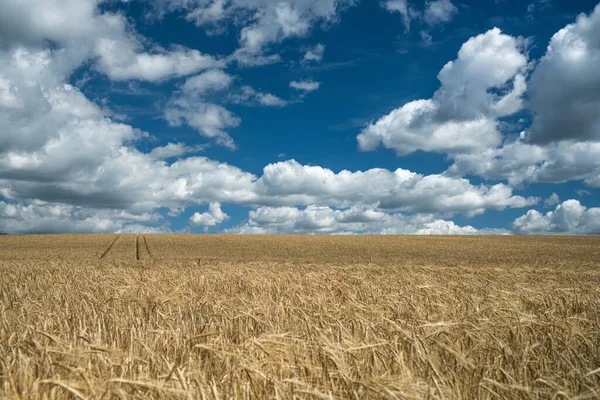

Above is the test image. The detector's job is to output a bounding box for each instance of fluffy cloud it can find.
[254,160,538,214]
[228,204,505,235]
[303,43,325,63]
[156,0,353,65]
[149,143,205,159]
[165,69,238,148]
[0,201,163,234]
[0,0,221,82]
[235,0,353,64]
[0,45,534,223]
[424,0,458,26]
[228,86,287,107]
[544,193,560,207]
[184,0,228,28]
[528,4,600,144]
[358,28,528,156]
[513,200,600,235]
[165,103,240,149]
[94,43,223,82]
[0,49,257,213]
[189,202,229,227]
[165,70,287,147]
[444,6,600,189]
[383,0,456,33]
[0,1,558,235]
[181,69,234,93]
[290,80,321,92]
[446,136,600,188]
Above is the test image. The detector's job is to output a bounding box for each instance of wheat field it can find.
[1,235,599,399]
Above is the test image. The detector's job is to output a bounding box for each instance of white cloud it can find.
[149,143,205,159]
[254,160,538,214]
[255,92,288,107]
[0,44,534,221]
[181,69,234,94]
[229,86,287,107]
[0,51,258,214]
[0,201,163,234]
[185,0,228,28]
[513,200,600,235]
[290,80,321,92]
[528,4,600,144]
[165,103,240,149]
[383,0,456,32]
[189,202,229,226]
[235,0,353,60]
[0,2,552,234]
[94,43,224,82]
[227,204,506,235]
[303,43,325,63]
[159,0,353,65]
[165,69,239,148]
[544,193,560,207]
[444,7,600,189]
[358,28,528,156]
[446,138,600,188]
[165,70,287,147]
[0,0,222,82]
[229,52,282,67]
[382,0,414,33]
[0,0,109,47]
[358,102,501,155]
[424,0,458,26]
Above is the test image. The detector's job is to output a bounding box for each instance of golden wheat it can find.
[1,235,599,399]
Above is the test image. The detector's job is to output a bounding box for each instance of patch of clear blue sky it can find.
[78,0,599,233]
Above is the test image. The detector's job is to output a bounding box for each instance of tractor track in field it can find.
[99,235,121,259]
[142,235,154,259]
[135,235,140,261]
[134,235,153,261]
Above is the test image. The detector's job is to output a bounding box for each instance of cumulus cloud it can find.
[303,43,325,63]
[0,0,554,234]
[234,0,353,64]
[0,201,163,234]
[165,69,239,148]
[513,200,600,235]
[165,70,287,147]
[0,0,222,82]
[0,49,257,214]
[443,6,600,189]
[229,86,288,107]
[156,0,353,65]
[446,134,600,188]
[254,160,538,214]
[544,193,560,207]
[227,204,507,235]
[528,4,600,144]
[290,80,321,92]
[95,44,223,82]
[184,0,228,29]
[0,46,533,224]
[165,105,239,149]
[189,202,229,227]
[424,0,458,26]
[358,28,528,156]
[149,143,205,159]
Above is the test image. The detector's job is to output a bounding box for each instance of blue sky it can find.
[0,0,599,234]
